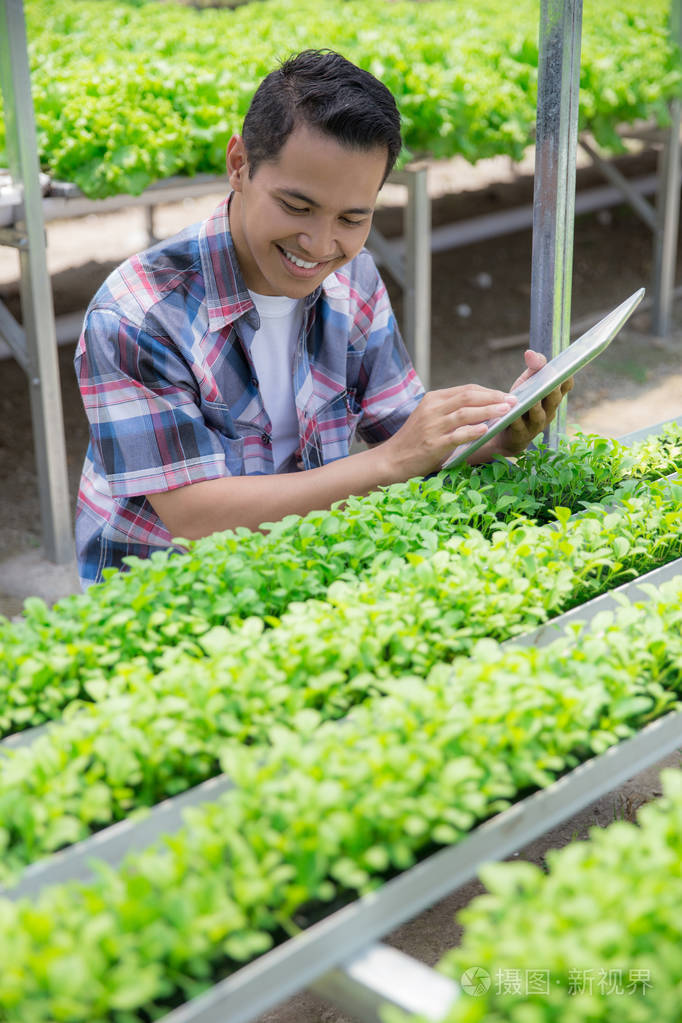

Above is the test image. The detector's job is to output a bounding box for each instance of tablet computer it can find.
[441,287,645,469]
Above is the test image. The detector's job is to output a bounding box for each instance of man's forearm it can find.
[147,443,397,540]
[147,375,571,541]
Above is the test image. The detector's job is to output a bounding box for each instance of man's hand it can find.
[149,382,520,539]
[471,349,574,462]
[148,354,574,542]
[382,383,519,480]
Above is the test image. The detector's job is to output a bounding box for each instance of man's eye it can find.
[280,200,307,214]
[341,217,367,227]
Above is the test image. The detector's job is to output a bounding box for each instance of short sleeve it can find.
[353,271,425,444]
[75,308,236,498]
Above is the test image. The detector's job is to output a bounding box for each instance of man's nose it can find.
[297,219,336,259]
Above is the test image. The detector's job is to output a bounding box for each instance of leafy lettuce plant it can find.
[386,766,682,1023]
[0,428,679,737]
[0,578,681,1018]
[3,0,680,196]
[0,484,680,880]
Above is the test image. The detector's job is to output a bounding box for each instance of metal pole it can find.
[367,166,431,388]
[529,0,583,444]
[651,0,682,338]
[403,164,431,390]
[0,0,74,563]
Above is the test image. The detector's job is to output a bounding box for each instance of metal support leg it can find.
[651,113,681,337]
[529,0,583,445]
[368,166,432,389]
[403,165,431,389]
[145,204,157,246]
[652,0,682,338]
[0,0,74,563]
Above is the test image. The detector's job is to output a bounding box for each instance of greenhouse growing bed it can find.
[0,417,680,1021]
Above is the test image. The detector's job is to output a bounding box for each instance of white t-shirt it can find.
[248,290,304,471]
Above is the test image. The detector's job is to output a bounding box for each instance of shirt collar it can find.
[198,194,326,332]
[198,195,255,333]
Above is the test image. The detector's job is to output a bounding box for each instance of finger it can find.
[542,378,574,418]
[505,414,538,450]
[523,401,547,433]
[524,349,546,372]
[510,349,548,391]
[449,422,491,446]
[439,424,493,468]
[510,369,531,391]
[437,384,517,412]
[541,387,564,417]
[446,400,517,432]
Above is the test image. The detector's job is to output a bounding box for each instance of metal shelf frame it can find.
[529,0,582,445]
[0,0,73,564]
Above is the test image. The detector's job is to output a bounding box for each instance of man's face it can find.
[226,123,388,297]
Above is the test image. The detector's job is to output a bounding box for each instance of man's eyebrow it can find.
[278,188,372,216]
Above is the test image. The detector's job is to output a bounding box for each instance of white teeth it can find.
[283,249,319,269]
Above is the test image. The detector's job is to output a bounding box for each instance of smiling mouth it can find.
[282,248,320,269]
[277,246,335,273]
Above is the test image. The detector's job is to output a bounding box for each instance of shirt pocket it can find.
[201,398,273,475]
[342,387,364,440]
[200,398,246,475]
[315,387,364,459]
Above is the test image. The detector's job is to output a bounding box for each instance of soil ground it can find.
[0,147,681,1020]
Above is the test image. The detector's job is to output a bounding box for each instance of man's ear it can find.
[226,134,248,191]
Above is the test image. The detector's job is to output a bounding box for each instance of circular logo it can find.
[461,966,491,996]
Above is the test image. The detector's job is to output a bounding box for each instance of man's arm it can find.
[148,383,518,538]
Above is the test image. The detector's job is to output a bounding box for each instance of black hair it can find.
[241,49,402,185]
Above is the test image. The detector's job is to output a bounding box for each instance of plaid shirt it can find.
[75,197,424,587]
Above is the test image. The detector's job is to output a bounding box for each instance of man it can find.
[75,49,570,587]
